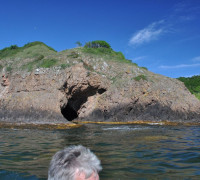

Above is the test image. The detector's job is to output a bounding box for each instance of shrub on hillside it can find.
[0,45,20,58]
[141,67,148,71]
[39,59,58,68]
[36,54,44,61]
[67,51,79,58]
[83,40,129,62]
[76,41,82,47]
[84,40,111,49]
[133,75,147,81]
[115,51,125,59]
[6,66,12,72]
[10,45,19,49]
[60,63,70,69]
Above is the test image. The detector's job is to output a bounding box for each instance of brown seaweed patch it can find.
[0,122,81,130]
[73,120,200,126]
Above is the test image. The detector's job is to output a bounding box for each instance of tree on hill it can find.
[178,76,200,93]
[75,41,82,47]
[84,40,111,49]
[178,75,200,100]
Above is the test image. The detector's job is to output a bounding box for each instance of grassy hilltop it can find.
[0,41,133,71]
[0,40,148,80]
[0,41,58,72]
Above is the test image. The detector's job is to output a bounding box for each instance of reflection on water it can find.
[0,124,200,179]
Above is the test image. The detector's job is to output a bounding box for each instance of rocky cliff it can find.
[0,42,200,125]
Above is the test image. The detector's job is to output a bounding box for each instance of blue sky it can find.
[1,0,200,78]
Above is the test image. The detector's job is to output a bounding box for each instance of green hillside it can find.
[0,41,137,73]
[0,41,56,59]
[178,75,200,100]
[0,42,58,72]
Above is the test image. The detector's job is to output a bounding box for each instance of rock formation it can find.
[0,43,200,125]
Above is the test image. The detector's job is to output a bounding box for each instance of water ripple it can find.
[0,125,200,179]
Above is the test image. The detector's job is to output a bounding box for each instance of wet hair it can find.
[48,145,102,180]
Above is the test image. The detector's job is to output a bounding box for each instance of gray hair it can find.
[48,145,102,180]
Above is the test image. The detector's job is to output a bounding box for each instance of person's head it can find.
[48,145,102,180]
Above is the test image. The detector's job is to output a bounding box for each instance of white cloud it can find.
[129,21,165,46]
[192,56,200,62]
[159,63,200,69]
[129,1,200,47]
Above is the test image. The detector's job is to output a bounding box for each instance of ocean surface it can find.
[0,124,200,180]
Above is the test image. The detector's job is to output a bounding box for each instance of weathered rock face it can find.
[0,62,200,124]
[0,64,108,123]
[0,68,67,124]
[59,64,108,121]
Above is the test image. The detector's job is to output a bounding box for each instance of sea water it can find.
[0,124,200,179]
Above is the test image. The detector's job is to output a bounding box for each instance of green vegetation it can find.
[21,55,58,71]
[60,63,70,69]
[133,75,147,81]
[141,67,148,71]
[82,46,132,64]
[21,60,38,72]
[81,40,135,65]
[67,51,79,58]
[0,41,56,59]
[36,54,44,61]
[178,75,200,100]
[21,54,44,71]
[39,59,58,68]
[132,63,138,67]
[84,40,111,49]
[0,45,20,59]
[6,66,12,73]
[23,42,57,52]
[84,47,127,62]
[76,41,82,47]
[0,40,138,73]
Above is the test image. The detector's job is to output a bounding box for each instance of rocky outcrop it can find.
[0,64,108,124]
[0,62,200,125]
[59,64,107,121]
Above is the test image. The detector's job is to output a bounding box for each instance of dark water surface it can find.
[0,124,200,180]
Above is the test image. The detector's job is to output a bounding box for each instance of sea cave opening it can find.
[61,102,78,121]
[61,87,106,121]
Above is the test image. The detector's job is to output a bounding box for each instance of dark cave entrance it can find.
[61,88,106,121]
[61,102,78,121]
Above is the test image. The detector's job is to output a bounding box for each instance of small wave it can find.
[102,126,150,131]
[148,122,164,125]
